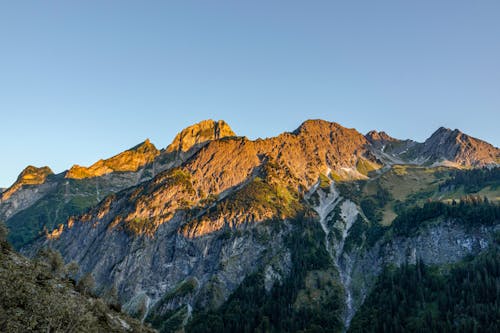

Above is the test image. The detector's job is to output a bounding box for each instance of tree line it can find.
[349,247,500,333]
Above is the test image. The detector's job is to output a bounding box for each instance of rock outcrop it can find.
[166,119,236,153]
[66,139,160,179]
[0,235,155,332]
[0,166,57,222]
[1,166,53,201]
[4,118,500,331]
[417,127,499,167]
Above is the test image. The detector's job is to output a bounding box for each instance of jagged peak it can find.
[293,119,346,134]
[18,165,53,179]
[1,165,53,200]
[429,126,463,139]
[66,140,160,179]
[129,138,157,152]
[365,130,399,143]
[421,127,499,167]
[166,119,236,153]
[425,127,489,147]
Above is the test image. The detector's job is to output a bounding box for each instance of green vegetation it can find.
[7,191,97,248]
[168,169,195,193]
[146,277,198,331]
[349,248,500,333]
[342,213,389,253]
[186,215,344,333]
[205,175,302,222]
[154,306,189,333]
[6,179,107,249]
[439,167,500,194]
[0,238,154,332]
[392,197,499,237]
[360,183,393,223]
[0,220,8,247]
[356,158,379,176]
[361,165,448,225]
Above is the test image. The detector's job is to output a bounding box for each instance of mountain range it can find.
[1,119,499,332]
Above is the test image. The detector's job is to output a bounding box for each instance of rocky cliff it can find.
[0,228,155,332]
[166,119,236,153]
[5,119,500,332]
[417,127,500,167]
[0,166,56,221]
[66,139,160,179]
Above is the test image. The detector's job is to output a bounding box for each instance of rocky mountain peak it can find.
[66,139,160,179]
[292,119,345,135]
[365,130,398,144]
[129,138,157,153]
[421,127,499,167]
[1,166,53,200]
[166,119,236,153]
[427,127,463,143]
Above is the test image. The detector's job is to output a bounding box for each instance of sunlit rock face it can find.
[0,166,57,221]
[0,121,236,249]
[166,119,236,153]
[26,120,385,321]
[1,165,53,201]
[10,118,500,331]
[51,120,379,239]
[66,139,160,179]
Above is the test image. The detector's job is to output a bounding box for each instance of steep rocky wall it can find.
[338,219,498,330]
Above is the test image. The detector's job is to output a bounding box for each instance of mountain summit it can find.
[417,127,499,167]
[166,119,236,153]
[1,166,53,200]
[3,118,500,332]
[66,139,160,179]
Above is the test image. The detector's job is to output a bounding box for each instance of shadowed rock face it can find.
[0,239,155,333]
[25,120,384,325]
[365,127,500,167]
[66,139,160,179]
[55,120,377,239]
[365,130,401,148]
[418,127,500,167]
[166,119,236,153]
[6,118,500,331]
[0,121,235,249]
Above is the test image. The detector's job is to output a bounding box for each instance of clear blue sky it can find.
[1,1,499,187]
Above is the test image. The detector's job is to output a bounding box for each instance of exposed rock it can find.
[54,120,378,241]
[5,118,500,331]
[366,127,500,167]
[66,139,160,179]
[166,120,236,153]
[417,127,500,167]
[0,166,57,221]
[340,220,498,329]
[1,166,53,201]
[0,240,155,332]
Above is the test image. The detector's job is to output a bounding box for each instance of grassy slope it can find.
[361,165,500,226]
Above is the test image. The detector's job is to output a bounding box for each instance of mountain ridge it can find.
[4,119,499,192]
[4,118,499,332]
[2,119,499,245]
